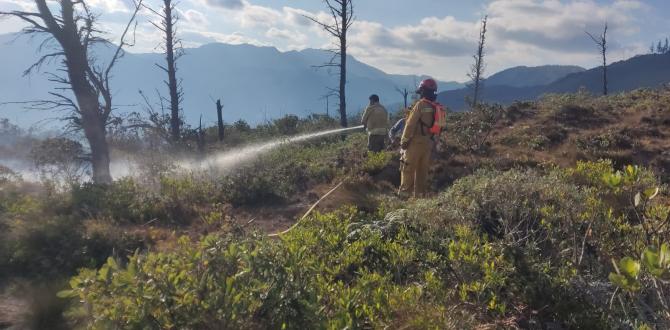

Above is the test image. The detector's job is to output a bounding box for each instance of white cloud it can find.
[181,9,209,28]
[186,30,267,46]
[2,0,651,82]
[0,0,34,11]
[487,0,644,53]
[86,0,129,13]
[202,0,244,10]
[344,0,648,81]
[265,27,307,47]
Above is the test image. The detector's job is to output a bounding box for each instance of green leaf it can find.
[106,257,118,269]
[626,165,638,179]
[56,290,77,298]
[644,187,660,200]
[619,257,640,278]
[642,248,662,275]
[660,243,670,266]
[98,266,109,282]
[609,273,641,292]
[603,172,622,188]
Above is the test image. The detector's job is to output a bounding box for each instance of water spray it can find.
[179,125,364,172]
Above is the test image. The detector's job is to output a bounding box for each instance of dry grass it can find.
[436,88,670,183]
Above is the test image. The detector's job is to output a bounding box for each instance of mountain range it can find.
[2,31,669,127]
[439,53,670,110]
[0,33,461,128]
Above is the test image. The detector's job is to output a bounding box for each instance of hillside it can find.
[439,53,670,110]
[485,65,585,88]
[0,33,462,128]
[2,88,670,329]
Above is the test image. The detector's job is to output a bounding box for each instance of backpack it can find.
[423,99,447,135]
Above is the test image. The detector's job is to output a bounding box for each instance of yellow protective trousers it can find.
[399,140,433,197]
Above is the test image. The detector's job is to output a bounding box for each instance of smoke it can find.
[0,157,41,182]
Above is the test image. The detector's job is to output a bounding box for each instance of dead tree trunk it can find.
[146,0,183,141]
[339,11,348,128]
[586,23,608,96]
[216,99,224,142]
[395,87,409,109]
[305,0,354,128]
[2,0,142,184]
[197,115,205,153]
[468,15,488,107]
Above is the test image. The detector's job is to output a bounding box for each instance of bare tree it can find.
[467,15,488,107]
[1,0,142,184]
[196,114,205,153]
[136,89,171,143]
[145,0,184,142]
[305,0,354,128]
[394,86,409,109]
[319,90,338,117]
[215,99,224,142]
[586,23,608,96]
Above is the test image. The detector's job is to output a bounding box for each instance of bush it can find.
[30,137,88,184]
[448,103,503,152]
[48,161,670,328]
[61,205,514,328]
[362,151,393,174]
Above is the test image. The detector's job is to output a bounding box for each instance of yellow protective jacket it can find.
[361,103,389,136]
[401,99,435,146]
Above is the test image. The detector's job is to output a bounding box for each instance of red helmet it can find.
[417,78,438,92]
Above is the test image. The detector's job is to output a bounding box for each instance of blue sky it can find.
[1,0,668,81]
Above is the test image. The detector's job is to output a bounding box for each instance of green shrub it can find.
[58,161,670,328]
[362,151,393,174]
[448,103,503,152]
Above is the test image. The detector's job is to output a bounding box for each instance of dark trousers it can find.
[368,134,385,152]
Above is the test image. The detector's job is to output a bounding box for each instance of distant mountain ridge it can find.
[485,65,585,88]
[0,33,463,127]
[439,53,670,110]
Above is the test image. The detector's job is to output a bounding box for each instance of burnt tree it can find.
[1,0,142,184]
[468,15,488,107]
[306,0,354,128]
[216,99,224,142]
[395,86,409,109]
[586,23,608,96]
[197,115,205,153]
[319,90,337,117]
[145,0,183,142]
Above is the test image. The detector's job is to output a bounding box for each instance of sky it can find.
[0,0,668,82]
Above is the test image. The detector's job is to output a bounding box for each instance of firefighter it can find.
[361,94,389,152]
[398,78,439,198]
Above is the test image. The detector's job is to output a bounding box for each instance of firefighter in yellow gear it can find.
[361,94,389,152]
[399,78,439,198]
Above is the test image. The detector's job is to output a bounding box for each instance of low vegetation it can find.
[1,88,670,329]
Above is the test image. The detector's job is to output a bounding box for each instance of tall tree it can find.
[586,23,608,96]
[145,0,183,142]
[467,15,488,107]
[1,0,142,183]
[306,0,354,128]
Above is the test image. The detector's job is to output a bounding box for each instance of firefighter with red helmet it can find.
[398,78,439,198]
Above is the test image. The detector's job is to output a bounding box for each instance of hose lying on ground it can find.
[268,181,344,237]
